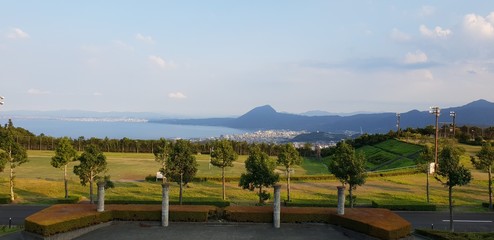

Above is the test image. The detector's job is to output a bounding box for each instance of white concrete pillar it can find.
[97,181,106,212]
[162,183,170,227]
[273,184,281,228]
[337,186,345,215]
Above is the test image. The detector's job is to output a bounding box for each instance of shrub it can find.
[56,196,81,204]
[371,201,436,211]
[144,174,157,182]
[0,197,11,204]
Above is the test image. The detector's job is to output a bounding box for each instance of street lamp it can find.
[449,111,456,137]
[0,96,4,106]
[429,107,440,171]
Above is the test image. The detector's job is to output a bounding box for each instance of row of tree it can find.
[0,120,111,203]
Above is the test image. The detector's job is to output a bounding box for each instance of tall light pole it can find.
[449,111,456,137]
[396,113,401,136]
[0,96,4,107]
[430,107,440,172]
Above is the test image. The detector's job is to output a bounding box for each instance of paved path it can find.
[73,222,377,240]
[0,205,48,225]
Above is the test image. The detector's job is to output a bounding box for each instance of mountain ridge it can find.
[150,99,494,133]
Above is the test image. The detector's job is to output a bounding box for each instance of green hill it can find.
[357,139,423,171]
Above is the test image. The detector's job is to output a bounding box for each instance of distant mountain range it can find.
[151,99,494,133]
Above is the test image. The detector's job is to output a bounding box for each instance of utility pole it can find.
[449,111,456,137]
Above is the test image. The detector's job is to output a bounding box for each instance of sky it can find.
[1,1,494,117]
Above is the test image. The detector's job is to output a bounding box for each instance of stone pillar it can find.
[97,181,106,212]
[273,184,281,228]
[162,183,170,227]
[337,186,345,215]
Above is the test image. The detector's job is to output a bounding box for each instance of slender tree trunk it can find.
[489,167,492,211]
[222,167,226,201]
[64,164,68,199]
[9,161,14,202]
[161,163,167,183]
[258,186,263,204]
[287,168,291,202]
[349,186,353,208]
[89,171,94,204]
[179,173,183,205]
[426,167,430,203]
[449,185,454,232]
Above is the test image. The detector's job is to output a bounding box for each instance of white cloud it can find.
[114,40,134,51]
[390,28,411,42]
[136,33,154,44]
[419,6,435,17]
[93,92,103,96]
[7,28,29,39]
[149,55,177,69]
[419,25,452,39]
[404,50,428,64]
[462,12,494,39]
[168,92,187,99]
[27,88,50,95]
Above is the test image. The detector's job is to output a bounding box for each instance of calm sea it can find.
[3,118,245,140]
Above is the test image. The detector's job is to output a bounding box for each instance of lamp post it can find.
[0,96,4,107]
[429,107,440,172]
[449,111,456,137]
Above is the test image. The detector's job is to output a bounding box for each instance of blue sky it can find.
[1,1,494,117]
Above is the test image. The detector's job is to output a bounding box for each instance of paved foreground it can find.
[74,222,367,240]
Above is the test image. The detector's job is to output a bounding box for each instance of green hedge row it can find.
[415,229,494,240]
[482,202,493,209]
[372,201,436,211]
[25,205,217,237]
[104,200,230,208]
[0,197,11,204]
[56,196,81,204]
[25,211,113,237]
[224,207,410,240]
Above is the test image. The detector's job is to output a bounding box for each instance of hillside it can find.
[356,139,424,171]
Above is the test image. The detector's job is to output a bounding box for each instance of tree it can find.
[153,138,169,183]
[435,143,472,232]
[73,145,108,204]
[0,123,29,201]
[164,140,197,205]
[210,139,238,200]
[51,137,78,199]
[239,146,279,204]
[471,142,494,211]
[277,143,302,202]
[327,141,367,208]
[418,144,434,203]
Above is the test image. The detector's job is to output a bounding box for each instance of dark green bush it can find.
[0,197,11,204]
[56,196,81,204]
[372,201,436,211]
[144,174,157,182]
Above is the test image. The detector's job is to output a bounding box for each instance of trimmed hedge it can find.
[482,202,492,209]
[372,201,436,211]
[104,200,230,208]
[224,206,410,240]
[0,197,11,204]
[56,196,82,204]
[25,204,218,237]
[26,204,411,240]
[415,229,494,240]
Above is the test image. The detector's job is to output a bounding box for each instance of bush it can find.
[0,197,11,204]
[56,196,81,204]
[144,174,157,182]
[372,201,436,211]
[415,229,494,240]
[25,204,218,237]
[482,202,492,208]
[104,200,230,208]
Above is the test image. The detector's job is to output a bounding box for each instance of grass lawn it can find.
[0,149,491,210]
